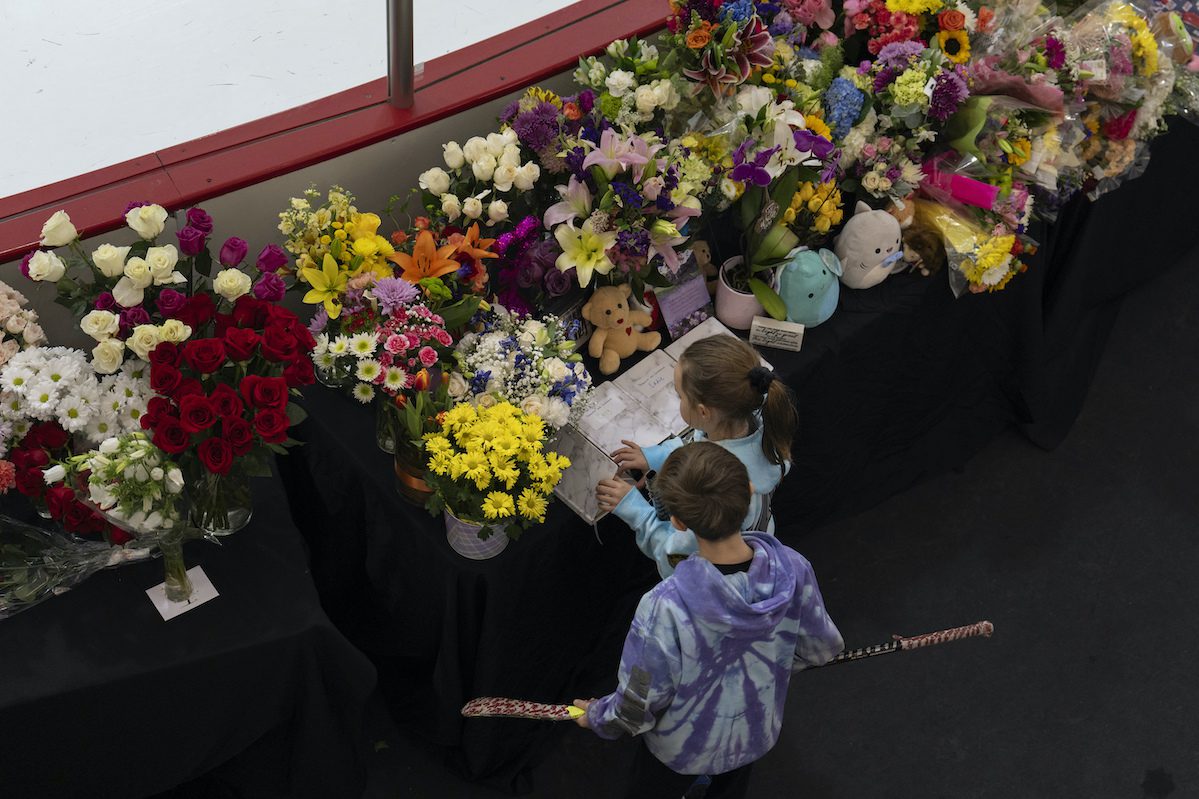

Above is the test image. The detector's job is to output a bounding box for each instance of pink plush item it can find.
[461,697,579,721]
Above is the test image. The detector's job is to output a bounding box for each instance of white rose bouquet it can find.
[447,306,591,429]
[0,281,48,369]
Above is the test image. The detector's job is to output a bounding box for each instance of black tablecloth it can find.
[0,475,377,799]
[280,121,1199,792]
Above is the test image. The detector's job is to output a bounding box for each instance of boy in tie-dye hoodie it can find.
[575,442,843,799]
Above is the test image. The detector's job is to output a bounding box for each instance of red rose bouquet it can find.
[142,294,315,534]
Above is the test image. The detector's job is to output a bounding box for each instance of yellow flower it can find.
[517,488,548,522]
[490,434,521,460]
[353,212,382,238]
[424,435,452,456]
[352,237,379,258]
[428,451,454,476]
[482,492,516,520]
[334,229,348,240]
[300,253,350,318]
[886,0,942,13]
[936,30,971,64]
[803,115,832,141]
[459,450,491,488]
[489,455,520,489]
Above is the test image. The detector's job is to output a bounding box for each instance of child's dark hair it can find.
[654,442,750,541]
[677,336,797,466]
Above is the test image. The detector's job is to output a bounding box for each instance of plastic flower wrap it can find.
[659,0,776,113]
[573,39,685,135]
[422,401,571,539]
[0,515,152,620]
[447,306,591,430]
[912,198,1032,295]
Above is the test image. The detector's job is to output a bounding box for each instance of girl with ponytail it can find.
[596,335,798,578]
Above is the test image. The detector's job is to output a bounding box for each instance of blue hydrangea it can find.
[469,370,491,395]
[824,77,865,140]
[721,0,754,22]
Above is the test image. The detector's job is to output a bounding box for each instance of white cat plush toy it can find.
[833,201,905,290]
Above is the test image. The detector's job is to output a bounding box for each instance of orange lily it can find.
[388,230,460,282]
[452,223,499,265]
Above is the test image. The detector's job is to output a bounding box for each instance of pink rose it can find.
[786,0,835,29]
[418,346,438,367]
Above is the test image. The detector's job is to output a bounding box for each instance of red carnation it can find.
[15,467,46,497]
[152,416,191,455]
[223,416,254,456]
[197,436,234,475]
[210,383,244,419]
[30,422,68,451]
[252,408,290,443]
[150,362,182,396]
[178,394,218,434]
[149,341,181,367]
[224,327,261,362]
[182,338,227,374]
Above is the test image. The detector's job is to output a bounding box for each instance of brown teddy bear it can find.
[582,283,661,375]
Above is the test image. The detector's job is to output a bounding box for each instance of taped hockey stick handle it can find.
[816,620,993,667]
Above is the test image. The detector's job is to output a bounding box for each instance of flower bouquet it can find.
[0,281,47,367]
[141,293,315,535]
[423,401,571,556]
[573,39,685,135]
[447,307,592,430]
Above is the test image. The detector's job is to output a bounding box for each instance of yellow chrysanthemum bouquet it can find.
[423,401,570,541]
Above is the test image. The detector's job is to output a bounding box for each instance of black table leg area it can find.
[0,474,377,799]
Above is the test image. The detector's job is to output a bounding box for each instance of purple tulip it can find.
[252,272,286,302]
[155,288,187,317]
[94,292,117,311]
[255,243,288,272]
[185,207,214,234]
[218,236,248,267]
[176,225,208,257]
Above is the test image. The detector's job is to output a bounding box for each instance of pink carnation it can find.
[435,329,453,347]
[385,334,408,354]
[418,346,438,367]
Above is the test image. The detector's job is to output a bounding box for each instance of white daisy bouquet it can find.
[445,307,591,430]
[0,347,151,457]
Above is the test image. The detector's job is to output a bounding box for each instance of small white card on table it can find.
[146,565,219,621]
[749,316,804,351]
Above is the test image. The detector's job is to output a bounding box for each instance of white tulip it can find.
[42,464,67,485]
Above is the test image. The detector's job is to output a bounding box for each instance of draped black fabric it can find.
[281,121,1199,793]
[0,475,377,799]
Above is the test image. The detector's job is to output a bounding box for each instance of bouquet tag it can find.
[749,316,804,351]
[146,566,219,620]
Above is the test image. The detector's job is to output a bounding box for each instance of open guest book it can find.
[551,317,770,524]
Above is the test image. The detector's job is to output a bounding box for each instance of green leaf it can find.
[129,241,150,259]
[590,165,611,197]
[285,402,308,426]
[737,186,764,233]
[194,249,213,278]
[748,277,787,321]
[438,295,480,331]
[769,168,801,212]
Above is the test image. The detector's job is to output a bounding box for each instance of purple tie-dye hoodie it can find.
[585,533,843,776]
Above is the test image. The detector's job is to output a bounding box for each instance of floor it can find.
[359,260,1199,797]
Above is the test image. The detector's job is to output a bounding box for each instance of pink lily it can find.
[543,176,593,228]
[647,218,690,274]
[582,128,650,180]
[627,136,664,183]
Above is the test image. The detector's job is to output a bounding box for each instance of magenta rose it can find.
[253,272,286,302]
[186,207,214,234]
[155,288,187,318]
[219,236,248,267]
[94,292,117,311]
[176,225,207,257]
[255,244,288,272]
[19,252,35,279]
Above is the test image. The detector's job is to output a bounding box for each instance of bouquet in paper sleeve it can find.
[0,281,48,367]
[423,401,571,540]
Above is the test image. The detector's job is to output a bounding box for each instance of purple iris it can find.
[729,140,779,187]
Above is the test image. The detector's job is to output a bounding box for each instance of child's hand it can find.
[596,478,634,512]
[611,440,649,474]
[572,699,593,728]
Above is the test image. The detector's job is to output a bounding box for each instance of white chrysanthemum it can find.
[329,336,351,355]
[352,383,375,403]
[355,359,382,383]
[26,380,59,418]
[953,3,977,32]
[382,366,409,391]
[348,333,376,357]
[56,394,93,432]
[314,352,338,370]
[313,333,329,356]
[84,417,118,446]
[0,366,33,393]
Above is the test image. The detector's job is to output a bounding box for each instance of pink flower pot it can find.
[715,256,766,330]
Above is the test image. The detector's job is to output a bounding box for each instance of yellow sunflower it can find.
[937,30,971,64]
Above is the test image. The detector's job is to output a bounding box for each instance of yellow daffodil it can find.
[301,253,350,318]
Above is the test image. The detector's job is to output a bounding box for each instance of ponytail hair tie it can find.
[748,366,775,395]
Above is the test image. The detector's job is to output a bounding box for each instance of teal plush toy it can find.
[777,247,842,327]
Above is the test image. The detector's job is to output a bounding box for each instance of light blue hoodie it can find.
[586,533,843,775]
[612,421,789,579]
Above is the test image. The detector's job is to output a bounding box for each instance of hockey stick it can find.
[460,621,994,721]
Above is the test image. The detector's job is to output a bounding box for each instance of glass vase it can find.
[375,398,398,454]
[159,529,193,603]
[189,463,253,537]
[394,443,433,506]
[315,356,354,388]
